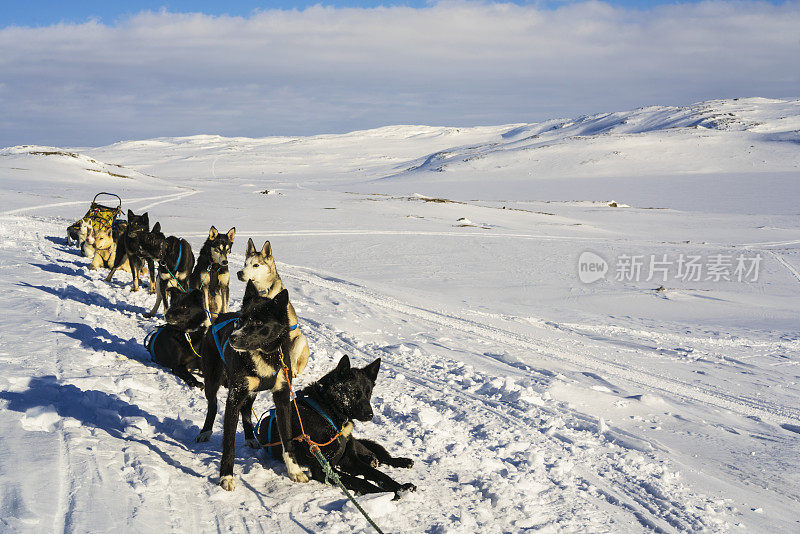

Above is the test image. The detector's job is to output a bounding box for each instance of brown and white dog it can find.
[89,221,145,277]
[237,238,309,377]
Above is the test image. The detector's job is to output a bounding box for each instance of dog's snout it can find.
[237,270,245,282]
[221,260,228,266]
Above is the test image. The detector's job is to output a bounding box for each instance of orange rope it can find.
[261,358,343,449]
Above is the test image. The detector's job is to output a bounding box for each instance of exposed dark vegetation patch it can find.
[31,150,79,158]
[29,150,103,167]
[414,196,463,204]
[498,206,556,215]
[85,168,130,179]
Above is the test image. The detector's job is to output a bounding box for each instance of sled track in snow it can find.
[298,304,719,533]
[280,264,800,428]
[764,250,800,284]
[1,190,198,217]
[4,216,739,533]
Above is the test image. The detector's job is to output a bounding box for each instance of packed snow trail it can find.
[0,215,740,532]
[279,264,800,426]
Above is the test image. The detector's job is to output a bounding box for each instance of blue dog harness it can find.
[144,327,163,362]
[211,318,297,364]
[211,317,239,363]
[173,242,182,273]
[161,238,188,293]
[144,325,201,364]
[261,396,341,456]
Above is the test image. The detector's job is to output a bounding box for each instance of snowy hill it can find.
[377,97,800,181]
[79,97,800,213]
[1,98,799,532]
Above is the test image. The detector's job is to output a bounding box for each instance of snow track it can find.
[1,190,197,217]
[0,215,741,532]
[300,318,718,533]
[280,264,800,427]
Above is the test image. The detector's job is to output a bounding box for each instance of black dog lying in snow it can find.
[259,355,416,499]
[144,289,206,389]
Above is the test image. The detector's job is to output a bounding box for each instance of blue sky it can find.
[3,0,788,27]
[0,1,798,146]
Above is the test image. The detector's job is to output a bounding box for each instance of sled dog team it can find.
[72,210,415,498]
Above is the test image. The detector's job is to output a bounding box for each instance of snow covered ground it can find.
[1,97,799,532]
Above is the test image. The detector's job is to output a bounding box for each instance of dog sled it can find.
[67,192,124,241]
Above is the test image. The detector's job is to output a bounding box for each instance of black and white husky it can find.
[139,222,195,318]
[196,282,305,490]
[105,210,153,292]
[189,226,234,326]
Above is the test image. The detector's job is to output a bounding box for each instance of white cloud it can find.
[1,1,798,146]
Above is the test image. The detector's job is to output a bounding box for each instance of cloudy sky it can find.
[1,1,798,147]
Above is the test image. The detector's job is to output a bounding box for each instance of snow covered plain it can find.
[1,97,799,532]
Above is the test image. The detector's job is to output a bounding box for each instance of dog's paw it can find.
[195,430,212,443]
[195,381,205,390]
[356,452,378,467]
[283,452,309,483]
[392,483,416,500]
[393,457,414,469]
[219,475,236,491]
[245,438,261,449]
[288,470,309,483]
[144,312,154,319]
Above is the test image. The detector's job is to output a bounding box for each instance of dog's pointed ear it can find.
[141,212,149,227]
[335,354,351,375]
[261,240,272,258]
[152,221,161,233]
[127,209,134,220]
[227,227,235,242]
[208,226,218,240]
[362,358,381,383]
[243,279,259,305]
[246,237,256,256]
[274,288,289,310]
